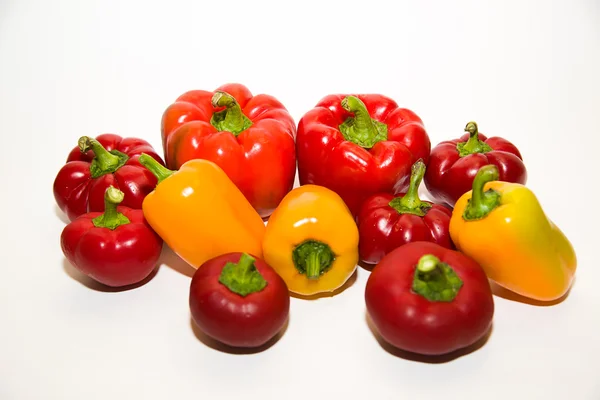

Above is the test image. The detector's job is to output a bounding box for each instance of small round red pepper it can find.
[53,134,165,222]
[424,121,527,207]
[357,160,453,265]
[189,252,290,348]
[60,186,163,287]
[296,94,431,216]
[365,241,494,356]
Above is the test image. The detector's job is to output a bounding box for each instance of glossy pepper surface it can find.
[138,153,266,269]
[296,94,431,216]
[357,159,454,265]
[449,165,577,302]
[262,184,359,296]
[60,186,163,287]
[161,83,297,218]
[189,252,290,348]
[365,241,494,356]
[424,121,527,207]
[53,134,164,221]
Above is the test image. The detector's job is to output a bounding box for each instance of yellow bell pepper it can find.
[449,165,577,302]
[138,153,265,269]
[262,184,359,296]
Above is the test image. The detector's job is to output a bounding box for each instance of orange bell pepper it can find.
[138,153,265,268]
[449,164,577,302]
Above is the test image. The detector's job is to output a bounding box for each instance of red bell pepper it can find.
[296,94,431,216]
[53,134,165,222]
[60,186,163,287]
[189,252,290,348]
[160,83,297,219]
[424,121,527,207]
[365,241,494,356]
[357,160,453,265]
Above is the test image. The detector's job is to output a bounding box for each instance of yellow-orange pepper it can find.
[449,165,576,302]
[138,154,265,269]
[262,184,359,296]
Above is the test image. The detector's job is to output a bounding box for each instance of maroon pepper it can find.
[357,159,453,265]
[424,121,527,207]
[189,252,290,348]
[60,186,163,287]
[53,134,165,221]
[365,241,495,356]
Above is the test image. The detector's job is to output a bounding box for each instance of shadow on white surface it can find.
[189,316,290,355]
[490,280,575,307]
[365,312,493,364]
[158,244,196,278]
[62,258,160,292]
[54,204,70,225]
[289,268,358,300]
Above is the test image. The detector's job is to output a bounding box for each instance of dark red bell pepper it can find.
[60,186,163,287]
[357,160,453,265]
[189,252,290,348]
[296,94,431,216]
[53,134,165,222]
[365,241,495,356]
[424,121,527,207]
[160,83,297,219]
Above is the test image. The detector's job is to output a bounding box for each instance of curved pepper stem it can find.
[218,253,268,297]
[456,121,493,157]
[388,159,432,217]
[210,91,253,136]
[463,164,502,221]
[338,96,388,149]
[92,186,131,230]
[79,136,129,179]
[139,153,174,184]
[292,240,336,279]
[412,254,463,302]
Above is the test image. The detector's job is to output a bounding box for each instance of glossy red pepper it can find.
[424,121,527,207]
[365,241,494,356]
[161,83,297,219]
[189,252,290,348]
[357,160,453,265]
[60,186,163,287]
[53,134,165,222]
[296,94,431,216]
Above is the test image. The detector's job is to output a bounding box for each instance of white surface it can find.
[1,0,599,399]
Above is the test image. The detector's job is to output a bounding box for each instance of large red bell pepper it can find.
[424,121,527,207]
[53,134,165,222]
[296,94,430,216]
[357,160,454,265]
[161,83,297,219]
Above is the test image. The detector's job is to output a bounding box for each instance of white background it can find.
[1,0,599,399]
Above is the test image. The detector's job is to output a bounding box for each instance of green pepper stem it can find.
[417,255,439,272]
[412,254,463,302]
[388,159,432,217]
[456,121,493,157]
[218,253,268,297]
[338,96,388,148]
[305,252,321,279]
[79,136,119,170]
[92,186,131,230]
[292,240,336,279]
[463,164,502,221]
[210,91,253,136]
[138,153,174,184]
[79,136,129,178]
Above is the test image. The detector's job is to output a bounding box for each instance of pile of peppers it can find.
[52,83,577,357]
